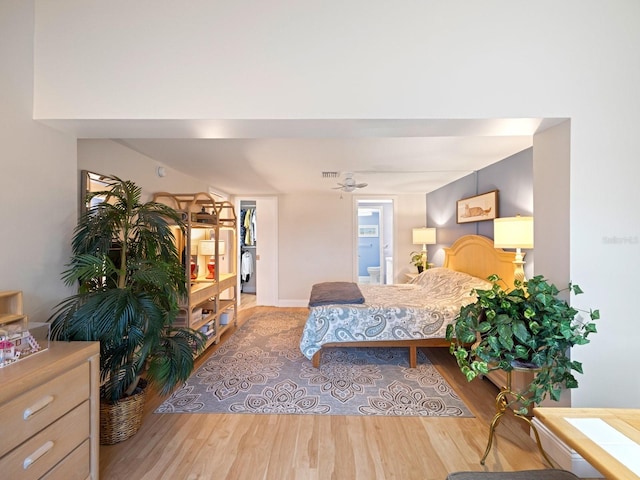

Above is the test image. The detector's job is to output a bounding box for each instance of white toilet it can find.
[367,266,381,284]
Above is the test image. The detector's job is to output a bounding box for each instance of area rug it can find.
[156,309,473,417]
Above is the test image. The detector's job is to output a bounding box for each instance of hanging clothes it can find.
[240,208,248,246]
[243,208,256,245]
[241,250,254,283]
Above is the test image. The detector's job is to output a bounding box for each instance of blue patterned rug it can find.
[155,309,473,417]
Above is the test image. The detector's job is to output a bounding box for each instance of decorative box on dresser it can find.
[0,341,100,480]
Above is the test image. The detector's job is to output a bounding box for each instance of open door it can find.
[236,196,279,306]
[355,198,394,285]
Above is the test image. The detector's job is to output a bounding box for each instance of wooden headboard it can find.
[443,234,518,290]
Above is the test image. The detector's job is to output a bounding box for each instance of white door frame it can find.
[353,196,395,284]
[235,196,279,306]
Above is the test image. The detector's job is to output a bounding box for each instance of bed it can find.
[299,235,517,368]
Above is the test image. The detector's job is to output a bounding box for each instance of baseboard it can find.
[277,299,309,307]
[531,418,604,478]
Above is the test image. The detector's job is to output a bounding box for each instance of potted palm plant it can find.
[49,176,206,444]
[445,275,599,411]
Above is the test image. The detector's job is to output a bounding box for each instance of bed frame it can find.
[311,234,517,368]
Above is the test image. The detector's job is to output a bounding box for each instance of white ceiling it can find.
[62,118,563,196]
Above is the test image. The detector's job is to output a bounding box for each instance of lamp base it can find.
[190,260,197,280]
[513,248,526,286]
[206,261,215,279]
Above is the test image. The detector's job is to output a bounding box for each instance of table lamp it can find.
[412,227,436,270]
[198,240,226,279]
[493,215,534,284]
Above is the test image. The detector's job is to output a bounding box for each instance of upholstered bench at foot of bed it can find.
[445,469,580,480]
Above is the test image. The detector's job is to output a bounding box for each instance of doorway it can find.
[355,198,394,284]
[236,196,279,307]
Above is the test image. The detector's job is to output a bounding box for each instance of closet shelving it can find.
[153,192,238,353]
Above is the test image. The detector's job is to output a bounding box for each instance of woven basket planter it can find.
[99,379,147,445]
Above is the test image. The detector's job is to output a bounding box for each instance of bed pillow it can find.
[409,267,492,293]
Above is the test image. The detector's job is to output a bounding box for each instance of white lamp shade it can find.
[198,240,225,256]
[412,227,436,245]
[198,240,215,256]
[189,242,199,256]
[494,216,534,249]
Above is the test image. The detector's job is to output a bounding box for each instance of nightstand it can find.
[405,272,419,282]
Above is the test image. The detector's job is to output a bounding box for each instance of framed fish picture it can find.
[456,190,498,224]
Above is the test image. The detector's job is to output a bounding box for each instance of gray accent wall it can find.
[426,148,534,277]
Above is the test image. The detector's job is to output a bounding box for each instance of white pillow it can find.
[409,267,491,292]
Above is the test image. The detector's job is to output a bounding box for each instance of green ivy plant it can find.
[445,275,599,410]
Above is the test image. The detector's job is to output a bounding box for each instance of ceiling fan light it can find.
[334,172,367,192]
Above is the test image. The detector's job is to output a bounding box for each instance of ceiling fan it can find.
[333,173,368,192]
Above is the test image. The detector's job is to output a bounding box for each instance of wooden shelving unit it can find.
[153,192,238,354]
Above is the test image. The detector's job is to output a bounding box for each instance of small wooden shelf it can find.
[0,292,25,330]
[191,312,216,332]
[0,313,27,325]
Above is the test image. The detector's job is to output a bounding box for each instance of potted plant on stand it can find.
[446,275,600,465]
[50,176,206,444]
[445,274,600,412]
[410,251,426,273]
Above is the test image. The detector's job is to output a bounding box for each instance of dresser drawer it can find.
[0,400,90,480]
[41,439,91,480]
[0,362,89,458]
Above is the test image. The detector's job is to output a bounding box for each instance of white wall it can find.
[278,193,352,303]
[29,1,640,407]
[78,140,212,201]
[0,0,77,322]
[533,122,571,288]
[278,193,425,304]
[395,194,429,280]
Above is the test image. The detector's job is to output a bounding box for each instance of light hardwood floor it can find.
[240,292,257,311]
[100,307,548,480]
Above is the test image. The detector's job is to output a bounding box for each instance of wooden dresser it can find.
[0,341,99,479]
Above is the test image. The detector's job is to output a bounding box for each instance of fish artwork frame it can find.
[456,190,499,224]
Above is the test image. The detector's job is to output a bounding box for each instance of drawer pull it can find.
[23,395,54,420]
[23,440,54,470]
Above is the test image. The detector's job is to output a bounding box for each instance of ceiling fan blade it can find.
[331,175,365,192]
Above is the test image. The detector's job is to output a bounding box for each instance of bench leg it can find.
[409,346,417,368]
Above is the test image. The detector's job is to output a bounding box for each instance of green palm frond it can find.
[50,176,200,403]
[146,329,207,396]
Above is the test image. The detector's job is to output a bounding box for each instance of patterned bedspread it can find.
[299,267,491,359]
